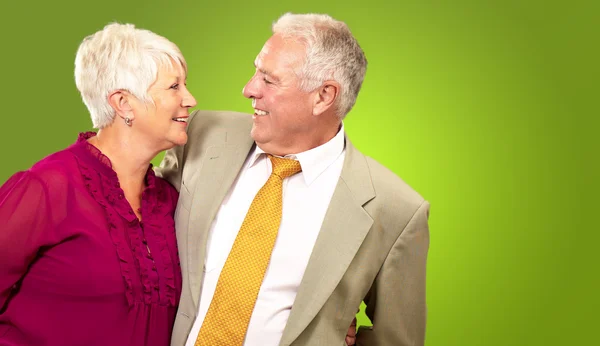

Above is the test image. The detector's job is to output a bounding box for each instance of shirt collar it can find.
[247,123,346,186]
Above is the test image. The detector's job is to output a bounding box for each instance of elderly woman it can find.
[0,23,196,345]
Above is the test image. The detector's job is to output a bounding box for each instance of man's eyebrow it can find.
[253,62,270,76]
[253,60,281,82]
[258,68,280,82]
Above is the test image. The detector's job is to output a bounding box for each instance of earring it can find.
[124,117,132,126]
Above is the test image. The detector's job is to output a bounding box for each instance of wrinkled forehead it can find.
[256,34,306,71]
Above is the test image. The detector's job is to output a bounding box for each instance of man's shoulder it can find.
[352,148,425,208]
[343,146,428,236]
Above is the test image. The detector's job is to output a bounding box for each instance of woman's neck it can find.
[89,128,155,195]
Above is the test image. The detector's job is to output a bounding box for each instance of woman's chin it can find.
[172,132,188,147]
[158,133,188,152]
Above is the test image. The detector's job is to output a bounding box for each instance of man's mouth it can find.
[254,109,269,116]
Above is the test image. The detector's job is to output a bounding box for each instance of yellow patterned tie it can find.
[195,154,302,346]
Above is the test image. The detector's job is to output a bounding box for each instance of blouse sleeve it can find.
[0,171,54,308]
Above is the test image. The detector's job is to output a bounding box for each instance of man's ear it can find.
[312,81,340,116]
[108,90,135,121]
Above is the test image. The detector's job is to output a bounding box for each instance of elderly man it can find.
[158,12,430,346]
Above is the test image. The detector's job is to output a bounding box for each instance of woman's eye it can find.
[170,84,179,90]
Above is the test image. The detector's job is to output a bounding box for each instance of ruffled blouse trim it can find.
[70,132,178,306]
[142,182,178,306]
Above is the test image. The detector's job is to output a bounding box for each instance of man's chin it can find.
[250,126,262,142]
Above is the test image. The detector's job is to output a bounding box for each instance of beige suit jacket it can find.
[156,110,430,346]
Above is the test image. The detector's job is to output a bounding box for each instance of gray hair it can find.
[272,13,367,119]
[74,23,187,128]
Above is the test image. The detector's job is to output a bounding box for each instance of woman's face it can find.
[131,61,197,152]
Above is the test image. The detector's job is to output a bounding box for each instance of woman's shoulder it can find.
[29,148,79,181]
[1,147,78,205]
[1,147,81,201]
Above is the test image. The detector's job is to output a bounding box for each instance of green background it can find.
[1,0,597,345]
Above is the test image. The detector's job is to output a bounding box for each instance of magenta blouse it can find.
[0,132,182,346]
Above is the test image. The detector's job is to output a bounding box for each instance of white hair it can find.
[74,23,187,129]
[272,13,367,119]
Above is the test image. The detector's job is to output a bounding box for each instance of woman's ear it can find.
[108,90,135,121]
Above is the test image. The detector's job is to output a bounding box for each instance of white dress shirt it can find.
[185,125,346,346]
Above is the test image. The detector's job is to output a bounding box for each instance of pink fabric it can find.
[0,132,182,346]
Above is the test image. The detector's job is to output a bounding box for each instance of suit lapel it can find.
[280,138,376,345]
[187,134,255,308]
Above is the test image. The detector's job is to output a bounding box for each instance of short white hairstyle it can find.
[272,13,367,119]
[75,23,187,128]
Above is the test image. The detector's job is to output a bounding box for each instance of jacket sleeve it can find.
[356,201,430,346]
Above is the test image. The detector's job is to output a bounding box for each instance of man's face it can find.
[242,34,316,155]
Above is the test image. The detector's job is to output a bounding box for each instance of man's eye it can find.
[263,77,272,84]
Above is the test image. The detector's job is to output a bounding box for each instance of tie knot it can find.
[268,154,302,179]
